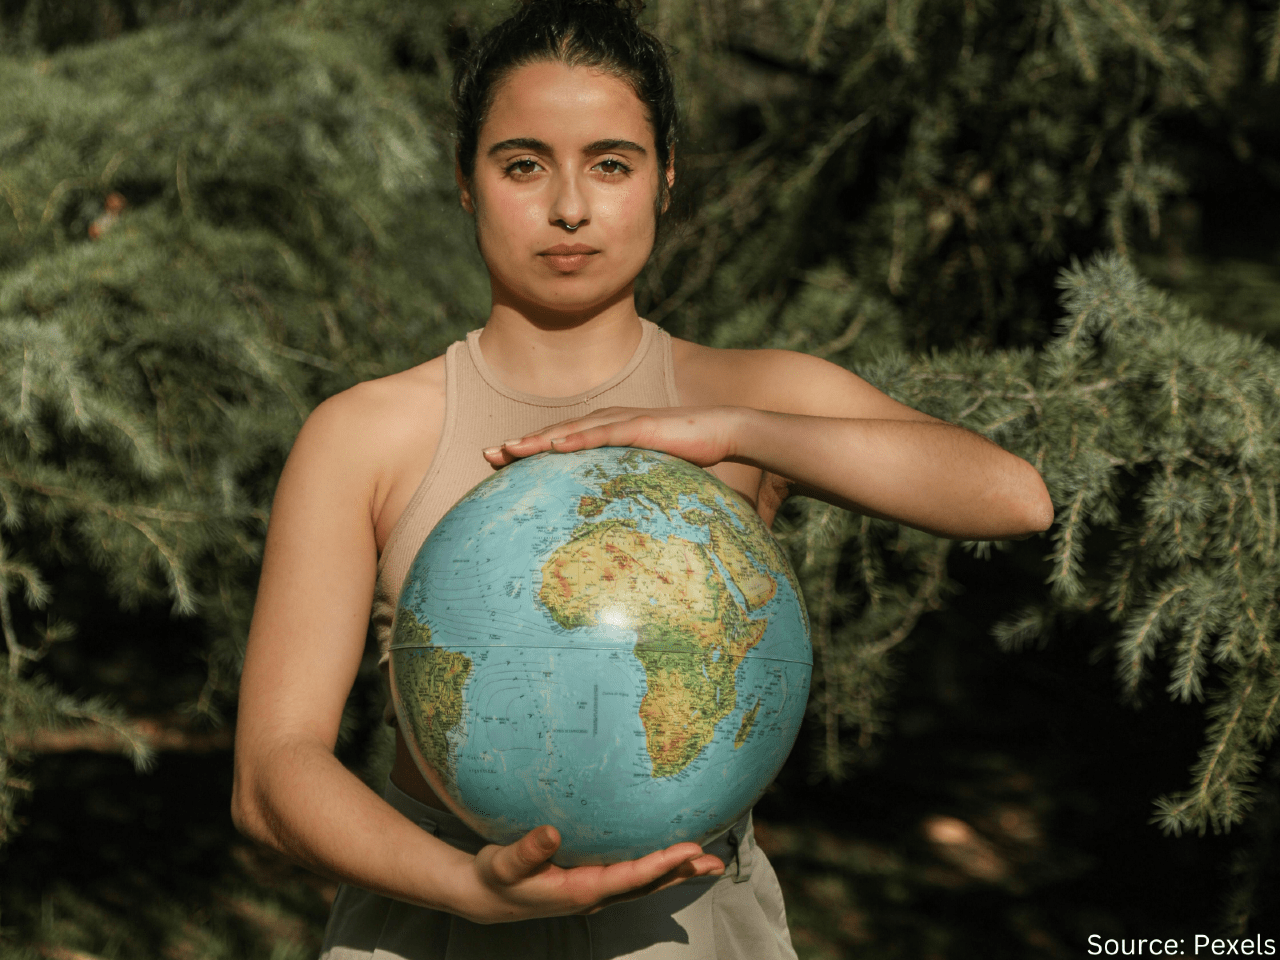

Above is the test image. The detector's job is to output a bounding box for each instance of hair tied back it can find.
[454,0,676,218]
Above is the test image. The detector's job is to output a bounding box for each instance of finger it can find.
[510,409,642,449]
[582,851,725,913]
[587,841,707,897]
[635,852,725,890]
[548,420,647,454]
[688,853,726,875]
[482,431,563,463]
[487,410,654,462]
[498,434,559,458]
[546,433,589,452]
[485,825,562,886]
[496,426,605,460]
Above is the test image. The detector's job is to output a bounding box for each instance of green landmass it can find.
[539,456,811,777]
[586,456,798,614]
[735,699,763,749]
[634,618,711,654]
[578,495,607,518]
[391,607,472,780]
[632,650,750,776]
[681,507,713,527]
[538,518,766,777]
[592,452,722,519]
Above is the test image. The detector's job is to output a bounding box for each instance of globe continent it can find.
[389,447,811,866]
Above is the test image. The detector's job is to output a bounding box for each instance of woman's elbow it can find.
[1013,461,1055,536]
[230,757,276,847]
[230,780,260,841]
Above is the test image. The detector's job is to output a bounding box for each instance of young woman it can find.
[231,1,1054,956]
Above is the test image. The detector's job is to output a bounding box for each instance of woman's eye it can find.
[594,159,629,175]
[508,159,541,175]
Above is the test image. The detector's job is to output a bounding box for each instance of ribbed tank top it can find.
[371,319,680,664]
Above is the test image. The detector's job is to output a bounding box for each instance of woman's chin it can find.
[497,279,636,321]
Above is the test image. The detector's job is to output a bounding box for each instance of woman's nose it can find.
[549,170,589,231]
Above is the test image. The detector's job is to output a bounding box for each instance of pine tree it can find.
[0,1,487,843]
[2,0,1279,943]
[637,0,1280,917]
[641,0,1280,924]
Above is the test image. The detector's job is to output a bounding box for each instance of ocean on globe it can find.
[388,447,811,867]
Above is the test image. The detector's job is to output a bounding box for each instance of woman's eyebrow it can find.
[584,139,647,154]
[487,137,551,156]
[485,137,649,157]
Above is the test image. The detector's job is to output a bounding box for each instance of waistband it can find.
[382,779,757,882]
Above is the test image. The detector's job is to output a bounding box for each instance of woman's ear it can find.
[661,151,675,214]
[455,161,475,214]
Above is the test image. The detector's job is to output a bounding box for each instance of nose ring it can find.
[559,220,581,232]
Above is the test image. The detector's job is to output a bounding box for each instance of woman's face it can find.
[459,60,672,321]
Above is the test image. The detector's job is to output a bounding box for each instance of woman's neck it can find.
[477,299,645,399]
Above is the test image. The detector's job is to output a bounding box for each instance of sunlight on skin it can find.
[233,57,725,931]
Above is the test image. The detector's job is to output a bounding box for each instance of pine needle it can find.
[805,0,838,64]
[1057,0,1098,81]
[1264,7,1280,84]
[1119,582,1189,693]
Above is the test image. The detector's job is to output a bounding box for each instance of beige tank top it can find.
[371,318,681,665]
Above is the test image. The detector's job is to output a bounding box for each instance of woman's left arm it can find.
[484,348,1054,541]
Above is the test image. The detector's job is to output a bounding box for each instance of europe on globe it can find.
[389,447,812,866]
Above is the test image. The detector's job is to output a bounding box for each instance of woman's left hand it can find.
[483,397,1055,541]
[482,406,743,468]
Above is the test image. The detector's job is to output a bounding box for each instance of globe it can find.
[388,447,811,867]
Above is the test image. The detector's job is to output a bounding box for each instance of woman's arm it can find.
[484,346,1053,539]
[727,409,1049,539]
[232,386,721,924]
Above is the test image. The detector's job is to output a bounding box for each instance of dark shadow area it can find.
[1,750,332,960]
[754,543,1280,958]
[6,549,1274,959]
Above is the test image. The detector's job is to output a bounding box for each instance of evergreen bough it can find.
[791,253,1280,838]
[0,0,1276,924]
[0,6,485,842]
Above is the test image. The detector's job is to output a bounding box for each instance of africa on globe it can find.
[388,447,812,866]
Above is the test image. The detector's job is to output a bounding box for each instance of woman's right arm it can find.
[231,387,721,923]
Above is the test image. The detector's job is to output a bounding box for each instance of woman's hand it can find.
[461,824,724,922]
[485,398,1052,540]
[482,406,743,468]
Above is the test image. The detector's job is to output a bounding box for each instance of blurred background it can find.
[1,0,1279,957]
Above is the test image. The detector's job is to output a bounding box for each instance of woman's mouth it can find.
[539,243,599,272]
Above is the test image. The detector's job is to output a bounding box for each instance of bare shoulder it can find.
[297,355,446,461]
[669,337,934,422]
[315,354,445,429]
[282,355,448,530]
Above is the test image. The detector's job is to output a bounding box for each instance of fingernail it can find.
[483,446,501,458]
[501,438,522,447]
[549,437,565,448]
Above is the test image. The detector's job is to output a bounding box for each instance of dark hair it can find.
[451,0,677,211]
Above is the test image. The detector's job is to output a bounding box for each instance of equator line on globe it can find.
[389,446,812,866]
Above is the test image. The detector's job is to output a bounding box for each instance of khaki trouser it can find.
[320,781,798,960]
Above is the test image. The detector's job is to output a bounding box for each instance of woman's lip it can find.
[540,244,598,255]
[540,245,598,272]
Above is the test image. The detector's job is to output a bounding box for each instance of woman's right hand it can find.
[462,825,724,922]
[232,375,724,924]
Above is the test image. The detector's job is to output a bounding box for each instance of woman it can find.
[231,1,1054,956]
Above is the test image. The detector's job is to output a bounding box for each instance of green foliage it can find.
[639,0,1280,849]
[889,255,1280,838]
[1,0,1279,938]
[0,5,486,842]
[769,251,1280,845]
[641,0,1234,350]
